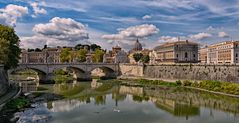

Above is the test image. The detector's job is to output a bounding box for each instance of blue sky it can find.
[0,0,239,50]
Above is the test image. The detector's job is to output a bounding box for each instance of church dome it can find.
[133,39,142,51]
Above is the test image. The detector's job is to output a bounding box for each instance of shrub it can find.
[5,97,30,110]
[176,80,182,86]
[197,80,239,95]
[182,80,192,86]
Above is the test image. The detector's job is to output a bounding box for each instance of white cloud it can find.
[30,2,47,18]
[20,17,89,48]
[0,4,28,27]
[141,0,195,10]
[102,24,159,50]
[142,15,152,20]
[158,36,179,42]
[190,32,212,40]
[207,26,216,31]
[218,31,229,38]
[102,24,159,40]
[20,36,47,48]
[33,17,89,41]
[39,1,87,12]
[99,16,139,23]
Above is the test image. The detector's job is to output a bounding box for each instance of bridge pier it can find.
[103,72,117,79]
[38,73,55,83]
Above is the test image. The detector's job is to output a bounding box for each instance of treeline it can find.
[27,44,102,52]
[60,46,105,63]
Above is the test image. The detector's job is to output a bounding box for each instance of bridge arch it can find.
[51,66,90,81]
[8,67,47,83]
[89,66,117,79]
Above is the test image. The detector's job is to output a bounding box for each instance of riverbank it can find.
[0,86,21,109]
[0,91,63,123]
[118,76,239,98]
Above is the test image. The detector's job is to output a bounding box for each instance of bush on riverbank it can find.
[54,75,73,84]
[131,78,239,95]
[5,97,30,110]
[183,80,239,95]
[54,69,73,84]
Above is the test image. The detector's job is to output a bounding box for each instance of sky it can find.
[0,0,239,50]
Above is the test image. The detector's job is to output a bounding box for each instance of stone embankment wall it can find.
[119,64,144,77]
[0,65,8,96]
[119,63,239,82]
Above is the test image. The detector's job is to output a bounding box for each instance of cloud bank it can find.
[0,4,28,27]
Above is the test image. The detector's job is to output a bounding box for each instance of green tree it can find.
[92,48,105,63]
[35,48,42,52]
[0,24,21,69]
[75,44,82,50]
[141,55,150,63]
[28,49,34,52]
[90,44,101,51]
[76,49,88,62]
[133,53,143,62]
[0,38,10,65]
[60,48,73,63]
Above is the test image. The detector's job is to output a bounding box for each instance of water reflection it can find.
[46,81,239,123]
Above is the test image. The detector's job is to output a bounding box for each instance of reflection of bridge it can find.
[9,63,120,82]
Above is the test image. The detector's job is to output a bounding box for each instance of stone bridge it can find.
[8,63,120,82]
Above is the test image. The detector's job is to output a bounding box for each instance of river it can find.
[4,80,239,123]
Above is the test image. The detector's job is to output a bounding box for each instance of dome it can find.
[132,39,142,51]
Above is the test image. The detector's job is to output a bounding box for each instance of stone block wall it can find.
[119,64,144,77]
[144,64,239,82]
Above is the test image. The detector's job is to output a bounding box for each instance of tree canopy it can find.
[141,55,150,63]
[76,49,88,62]
[133,53,143,62]
[92,48,105,63]
[74,43,101,51]
[60,48,73,63]
[0,24,21,69]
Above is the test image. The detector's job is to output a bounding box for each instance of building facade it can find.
[198,47,208,63]
[151,40,199,64]
[103,45,129,63]
[199,41,239,64]
[20,47,61,64]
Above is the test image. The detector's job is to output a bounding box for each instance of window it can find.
[185,52,188,58]
[236,53,238,57]
[193,54,196,57]
[176,54,178,58]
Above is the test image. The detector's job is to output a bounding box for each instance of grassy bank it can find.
[122,78,239,96]
[181,80,239,95]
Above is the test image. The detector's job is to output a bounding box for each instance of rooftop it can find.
[154,40,198,50]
